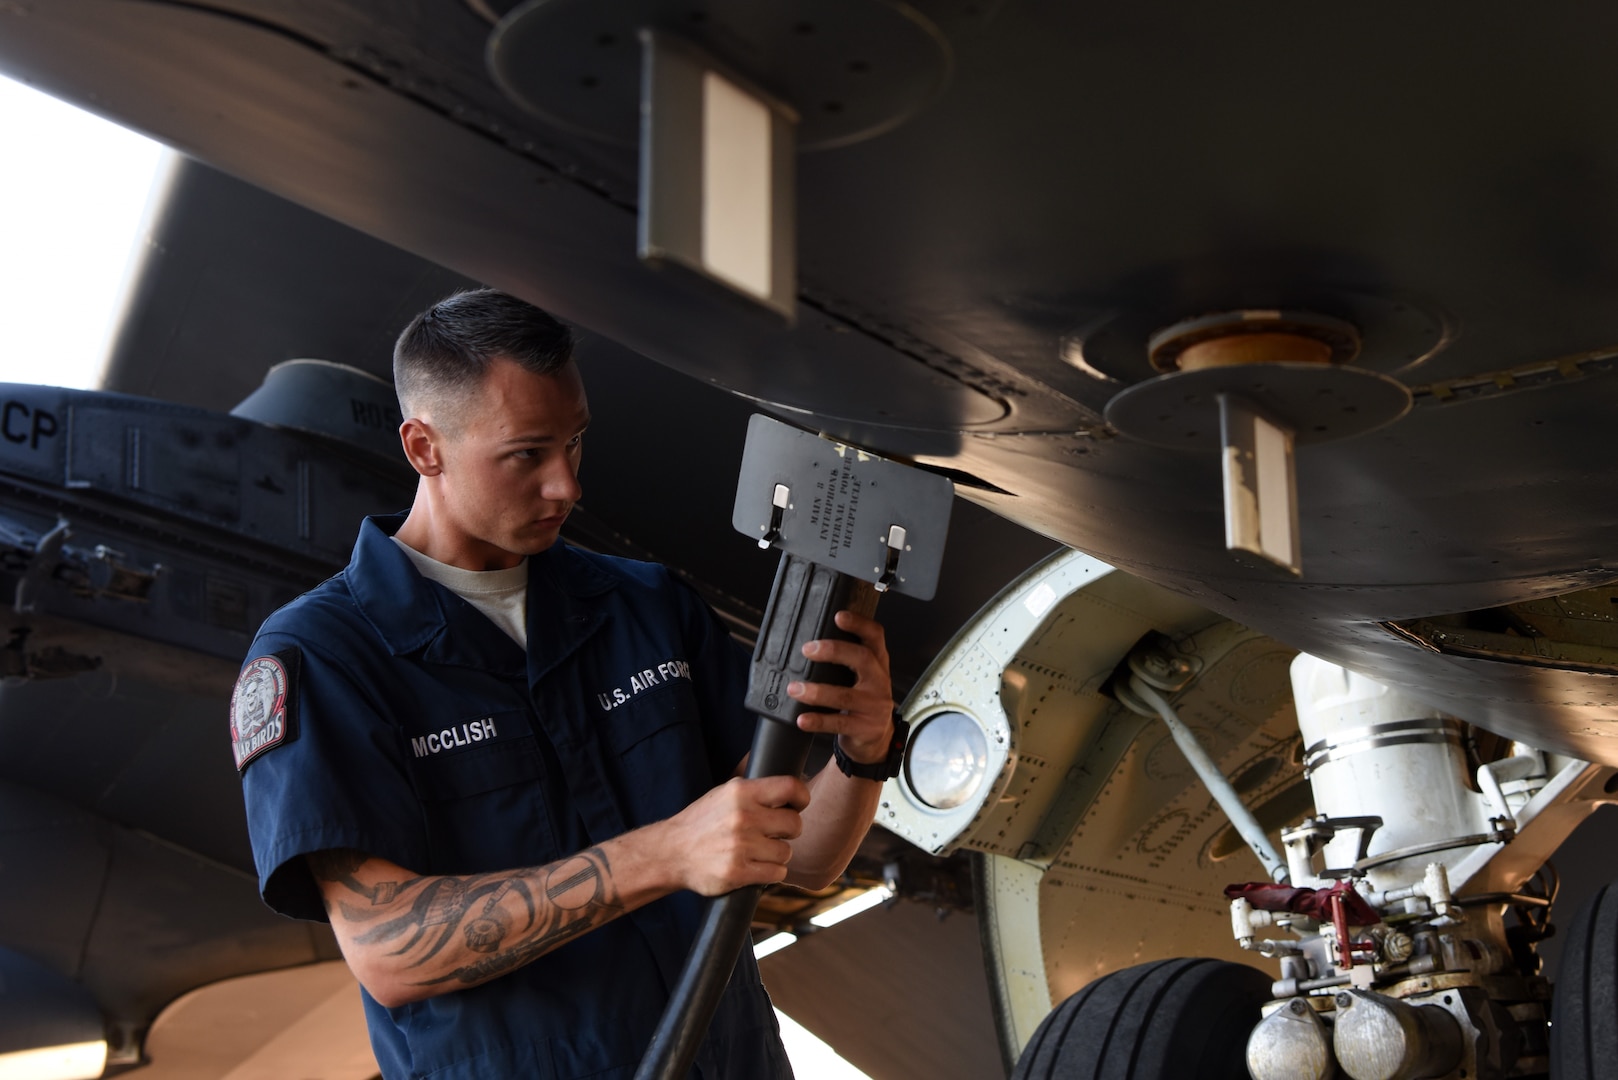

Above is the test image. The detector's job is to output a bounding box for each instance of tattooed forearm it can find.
[428,914,597,985]
[312,846,625,996]
[432,850,622,986]
[307,848,416,913]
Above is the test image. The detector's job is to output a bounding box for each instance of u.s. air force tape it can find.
[230,646,301,772]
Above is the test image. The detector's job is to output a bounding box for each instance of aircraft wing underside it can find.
[2,2,1615,754]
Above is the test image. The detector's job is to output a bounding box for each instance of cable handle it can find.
[744,552,880,726]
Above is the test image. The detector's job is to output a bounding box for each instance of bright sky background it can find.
[0,73,169,391]
[0,71,881,1080]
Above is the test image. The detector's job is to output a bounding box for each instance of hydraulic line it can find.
[1127,676,1290,883]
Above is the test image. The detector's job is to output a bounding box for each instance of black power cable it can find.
[635,554,878,1080]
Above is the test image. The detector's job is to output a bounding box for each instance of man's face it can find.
[431,357,590,563]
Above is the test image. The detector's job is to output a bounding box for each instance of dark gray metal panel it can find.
[0,435,408,673]
[77,824,339,1026]
[92,159,1061,693]
[25,1,1618,751]
[0,947,103,1054]
[0,0,1061,433]
[0,383,415,566]
[0,675,255,870]
[228,360,405,464]
[0,784,338,1031]
[0,785,112,981]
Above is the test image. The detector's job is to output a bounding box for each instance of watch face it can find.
[883,717,909,777]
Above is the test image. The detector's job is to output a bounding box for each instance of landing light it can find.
[904,711,990,810]
[0,1041,107,1080]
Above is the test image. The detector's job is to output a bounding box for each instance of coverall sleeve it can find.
[237,629,426,922]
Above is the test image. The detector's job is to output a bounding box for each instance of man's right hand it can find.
[660,775,810,895]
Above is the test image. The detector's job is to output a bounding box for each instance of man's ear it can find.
[399,417,444,477]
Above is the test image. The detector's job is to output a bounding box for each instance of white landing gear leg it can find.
[1240,654,1617,1080]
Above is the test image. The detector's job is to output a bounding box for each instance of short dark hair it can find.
[393,289,575,424]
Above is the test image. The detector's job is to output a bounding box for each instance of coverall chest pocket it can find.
[599,680,712,821]
[402,709,559,872]
[402,710,543,801]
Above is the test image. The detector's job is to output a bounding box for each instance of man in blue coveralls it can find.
[230,290,903,1079]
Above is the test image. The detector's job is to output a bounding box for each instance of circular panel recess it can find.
[1103,363,1413,450]
[488,0,952,151]
[1072,290,1453,385]
[1147,310,1360,372]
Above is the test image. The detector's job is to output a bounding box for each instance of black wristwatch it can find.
[832,713,909,781]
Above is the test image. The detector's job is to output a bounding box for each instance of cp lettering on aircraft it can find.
[1,400,58,450]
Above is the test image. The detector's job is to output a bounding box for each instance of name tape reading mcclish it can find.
[410,718,500,758]
[730,415,954,602]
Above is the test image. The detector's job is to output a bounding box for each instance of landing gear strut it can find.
[1230,655,1611,1080]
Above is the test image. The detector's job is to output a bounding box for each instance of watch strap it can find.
[833,713,909,781]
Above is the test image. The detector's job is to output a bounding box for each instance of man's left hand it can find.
[786,610,895,765]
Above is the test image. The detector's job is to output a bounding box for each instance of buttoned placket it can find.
[522,557,703,1006]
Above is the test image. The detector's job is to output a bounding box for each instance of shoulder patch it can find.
[230,647,300,771]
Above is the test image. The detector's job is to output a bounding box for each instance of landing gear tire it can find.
[1551,880,1618,1079]
[1010,957,1271,1080]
